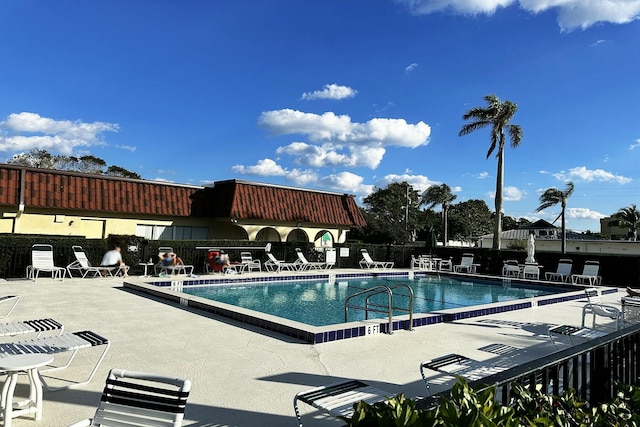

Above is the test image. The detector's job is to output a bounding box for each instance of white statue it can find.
[526,234,536,263]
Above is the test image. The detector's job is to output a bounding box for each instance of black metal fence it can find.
[472,323,640,405]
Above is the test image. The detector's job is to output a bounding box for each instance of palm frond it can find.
[508,124,523,148]
[458,120,491,136]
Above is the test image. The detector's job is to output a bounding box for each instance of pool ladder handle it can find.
[344,284,414,334]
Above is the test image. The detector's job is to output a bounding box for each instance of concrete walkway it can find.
[0,274,624,426]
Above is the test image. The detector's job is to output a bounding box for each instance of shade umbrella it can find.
[526,234,536,263]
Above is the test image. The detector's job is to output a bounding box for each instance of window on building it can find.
[136,225,208,240]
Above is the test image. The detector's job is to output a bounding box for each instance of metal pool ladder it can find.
[344,284,414,334]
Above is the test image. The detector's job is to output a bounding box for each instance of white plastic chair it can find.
[66,246,106,278]
[453,254,476,273]
[358,249,393,269]
[571,261,602,286]
[521,263,540,280]
[581,288,623,330]
[545,259,573,282]
[68,368,190,427]
[240,252,262,272]
[26,244,66,281]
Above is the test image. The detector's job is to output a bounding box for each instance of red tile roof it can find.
[0,167,366,227]
[0,165,198,217]
[191,180,366,227]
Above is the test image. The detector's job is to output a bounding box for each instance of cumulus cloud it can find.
[405,63,419,73]
[0,112,119,155]
[232,158,286,176]
[377,173,440,193]
[477,171,489,179]
[487,186,524,201]
[396,0,640,31]
[231,158,318,185]
[276,141,386,169]
[566,207,606,220]
[553,166,632,184]
[301,84,357,100]
[630,138,640,150]
[320,171,375,195]
[259,109,430,149]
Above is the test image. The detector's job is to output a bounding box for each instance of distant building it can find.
[0,164,365,245]
[600,215,633,240]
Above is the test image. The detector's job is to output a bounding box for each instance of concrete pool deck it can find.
[0,270,625,426]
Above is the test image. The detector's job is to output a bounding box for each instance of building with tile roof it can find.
[0,165,365,245]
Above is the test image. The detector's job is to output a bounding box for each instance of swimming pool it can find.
[124,271,599,344]
[179,276,565,327]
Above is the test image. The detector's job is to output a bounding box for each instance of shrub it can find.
[342,377,640,427]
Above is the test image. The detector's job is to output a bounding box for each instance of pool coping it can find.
[123,271,617,344]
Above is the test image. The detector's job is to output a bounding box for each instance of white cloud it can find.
[153,177,175,183]
[553,166,632,184]
[320,172,374,195]
[259,109,431,149]
[276,141,386,169]
[566,207,606,220]
[477,171,489,179]
[487,186,524,201]
[116,144,136,152]
[590,39,606,47]
[378,173,440,193]
[405,63,419,73]
[231,158,318,184]
[630,138,640,150]
[0,112,118,155]
[396,0,640,31]
[301,84,357,100]
[232,158,286,176]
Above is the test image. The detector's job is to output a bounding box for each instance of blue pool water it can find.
[180,276,568,327]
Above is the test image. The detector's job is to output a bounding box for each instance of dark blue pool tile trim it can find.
[439,302,533,322]
[537,292,585,306]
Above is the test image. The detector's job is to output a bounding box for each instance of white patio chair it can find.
[453,253,476,273]
[26,244,66,281]
[521,262,540,280]
[155,246,194,276]
[264,251,300,273]
[358,249,393,269]
[571,261,602,286]
[68,368,190,427]
[66,246,107,278]
[545,259,573,282]
[501,260,520,278]
[295,248,327,270]
[581,287,623,330]
[240,251,262,272]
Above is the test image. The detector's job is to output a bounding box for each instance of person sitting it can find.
[626,287,640,298]
[100,245,129,277]
[160,252,185,267]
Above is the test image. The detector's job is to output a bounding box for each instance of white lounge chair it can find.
[240,252,262,272]
[359,249,393,269]
[582,288,623,330]
[264,251,300,273]
[0,330,110,391]
[453,253,476,273]
[501,260,520,278]
[294,380,390,427]
[155,246,194,276]
[571,261,602,286]
[521,262,540,280]
[67,246,110,278]
[0,296,21,319]
[295,248,328,270]
[420,353,510,397]
[545,259,573,282]
[0,318,63,339]
[68,368,191,427]
[26,244,66,281]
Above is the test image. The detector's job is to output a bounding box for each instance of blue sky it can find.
[0,1,638,233]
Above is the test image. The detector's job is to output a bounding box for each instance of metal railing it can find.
[475,323,640,404]
[344,284,414,334]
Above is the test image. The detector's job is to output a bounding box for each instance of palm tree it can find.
[421,183,457,247]
[536,181,575,254]
[612,204,640,241]
[459,94,523,250]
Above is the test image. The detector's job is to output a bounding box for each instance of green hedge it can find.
[343,377,640,426]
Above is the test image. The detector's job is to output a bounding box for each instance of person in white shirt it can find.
[100,245,128,277]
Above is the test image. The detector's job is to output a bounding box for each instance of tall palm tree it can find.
[613,204,640,241]
[421,183,457,247]
[536,181,575,254]
[459,94,523,250]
